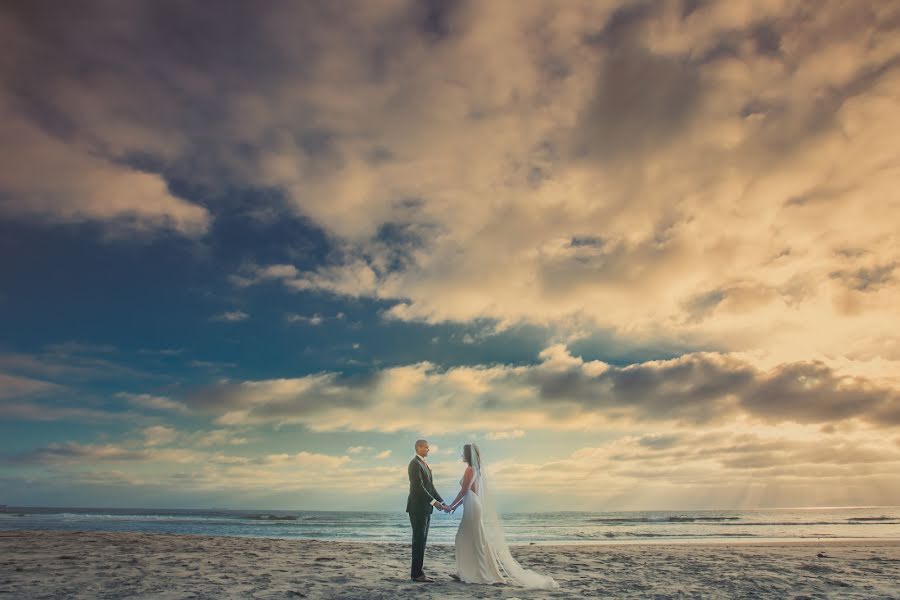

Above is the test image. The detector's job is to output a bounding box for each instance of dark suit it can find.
[406,455,443,579]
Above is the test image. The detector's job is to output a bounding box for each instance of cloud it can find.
[8,425,900,510]
[0,373,61,399]
[142,425,177,447]
[0,99,209,237]
[375,449,392,459]
[11,442,147,464]
[4,0,899,364]
[137,426,250,448]
[285,313,324,326]
[181,345,900,433]
[191,429,249,447]
[190,360,238,371]
[285,311,347,326]
[43,342,117,355]
[0,4,211,237]
[473,428,900,509]
[188,372,378,427]
[486,430,525,440]
[0,347,148,382]
[532,348,900,427]
[137,348,185,356]
[575,45,703,160]
[210,311,249,322]
[192,0,899,370]
[261,451,351,469]
[116,392,191,414]
[0,401,144,423]
[6,432,258,467]
[8,447,400,500]
[229,264,300,288]
[4,1,900,509]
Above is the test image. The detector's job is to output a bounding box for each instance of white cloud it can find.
[486,430,525,440]
[137,426,250,449]
[142,425,178,447]
[229,264,300,288]
[210,311,249,322]
[117,392,191,415]
[192,429,249,447]
[261,451,351,469]
[285,313,324,326]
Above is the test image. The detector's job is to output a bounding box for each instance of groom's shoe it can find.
[412,574,434,583]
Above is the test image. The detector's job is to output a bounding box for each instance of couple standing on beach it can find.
[405,439,558,588]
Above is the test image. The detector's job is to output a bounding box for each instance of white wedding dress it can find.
[454,466,558,589]
[455,472,505,584]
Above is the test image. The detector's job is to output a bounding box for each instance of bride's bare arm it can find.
[448,466,475,510]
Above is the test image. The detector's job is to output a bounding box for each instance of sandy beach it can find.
[0,531,898,599]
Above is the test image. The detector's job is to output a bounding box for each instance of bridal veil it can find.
[470,443,559,589]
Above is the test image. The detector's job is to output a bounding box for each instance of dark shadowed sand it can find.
[1,531,899,599]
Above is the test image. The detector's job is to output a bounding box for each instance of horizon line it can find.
[4,504,899,514]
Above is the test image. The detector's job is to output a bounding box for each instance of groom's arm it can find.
[429,480,444,504]
[424,470,443,504]
[422,464,443,504]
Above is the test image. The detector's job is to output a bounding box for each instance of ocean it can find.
[2,506,898,545]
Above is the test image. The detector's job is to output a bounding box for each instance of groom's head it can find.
[415,439,430,458]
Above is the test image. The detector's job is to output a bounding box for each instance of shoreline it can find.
[4,526,900,547]
[6,528,900,548]
[3,530,900,598]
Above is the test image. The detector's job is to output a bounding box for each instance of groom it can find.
[406,439,449,583]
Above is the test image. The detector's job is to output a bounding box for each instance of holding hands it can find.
[434,502,456,513]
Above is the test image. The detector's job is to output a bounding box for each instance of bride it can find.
[446,443,558,589]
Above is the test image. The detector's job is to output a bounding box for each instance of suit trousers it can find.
[409,511,431,578]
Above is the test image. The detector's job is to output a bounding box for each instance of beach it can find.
[1,531,899,599]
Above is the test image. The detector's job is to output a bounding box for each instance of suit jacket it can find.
[406,456,443,514]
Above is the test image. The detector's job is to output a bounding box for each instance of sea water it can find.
[2,506,898,545]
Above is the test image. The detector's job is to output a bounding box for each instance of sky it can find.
[1,0,899,512]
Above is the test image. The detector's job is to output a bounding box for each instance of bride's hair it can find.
[462,443,481,469]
